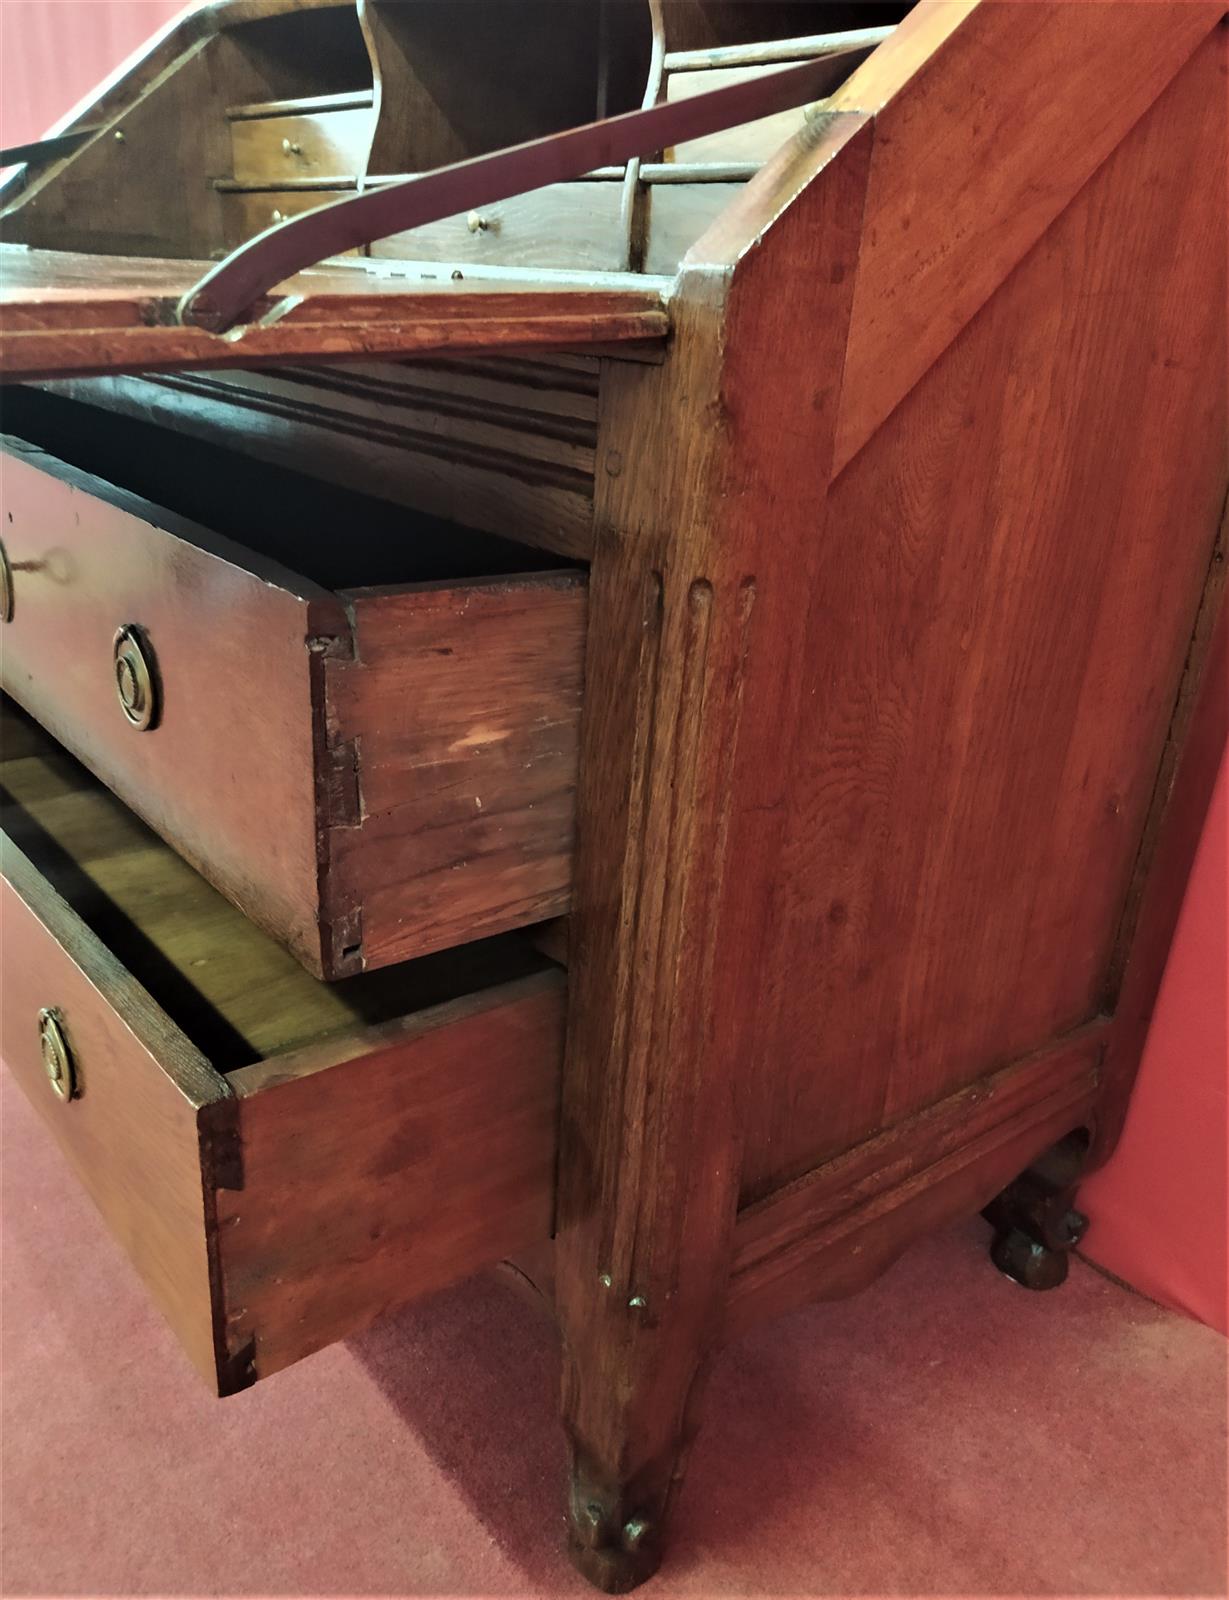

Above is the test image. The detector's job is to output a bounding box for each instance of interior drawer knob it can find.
[38,1008,77,1102]
[113,624,159,730]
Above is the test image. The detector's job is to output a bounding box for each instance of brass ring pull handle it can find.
[113,624,159,730]
[39,1008,77,1102]
[0,538,13,622]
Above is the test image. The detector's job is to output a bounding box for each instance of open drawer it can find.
[1,703,563,1393]
[0,387,587,979]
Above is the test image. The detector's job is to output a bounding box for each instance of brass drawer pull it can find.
[38,1008,77,1101]
[113,624,159,730]
[0,538,13,622]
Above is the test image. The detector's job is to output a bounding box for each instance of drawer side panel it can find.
[325,573,586,970]
[218,969,565,1379]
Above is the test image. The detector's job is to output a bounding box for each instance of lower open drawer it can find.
[1,703,563,1394]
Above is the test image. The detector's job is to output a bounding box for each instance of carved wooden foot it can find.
[983,1131,1089,1291]
[565,1448,669,1594]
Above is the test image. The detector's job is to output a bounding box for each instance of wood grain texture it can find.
[554,110,873,1590]
[738,29,1229,1198]
[218,970,565,1379]
[0,248,670,381]
[325,574,587,971]
[0,837,235,1390]
[726,1026,1104,1337]
[40,356,602,559]
[827,0,1224,475]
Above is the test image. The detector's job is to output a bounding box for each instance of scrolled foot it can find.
[566,1480,661,1594]
[990,1225,1072,1290]
[983,1131,1089,1291]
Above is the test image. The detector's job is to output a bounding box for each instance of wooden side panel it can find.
[3,41,228,258]
[726,1028,1105,1338]
[0,443,328,972]
[739,31,1229,1199]
[218,970,565,1379]
[0,842,230,1389]
[325,573,586,970]
[828,0,1223,474]
[362,0,605,175]
[41,357,601,560]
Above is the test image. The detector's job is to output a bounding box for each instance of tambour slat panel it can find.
[38,356,602,559]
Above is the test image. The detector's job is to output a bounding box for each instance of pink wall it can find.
[1081,753,1228,1335]
[1,1,185,150]
[4,0,1227,1334]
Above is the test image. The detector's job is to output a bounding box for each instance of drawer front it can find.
[1,843,235,1389]
[230,108,374,184]
[371,182,627,271]
[2,815,564,1393]
[221,188,355,251]
[0,440,330,970]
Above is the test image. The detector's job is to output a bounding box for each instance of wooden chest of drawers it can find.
[1,1,1225,1592]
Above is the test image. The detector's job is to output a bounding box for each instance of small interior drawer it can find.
[220,186,355,250]
[0,388,587,979]
[229,106,374,185]
[369,181,627,272]
[0,704,563,1393]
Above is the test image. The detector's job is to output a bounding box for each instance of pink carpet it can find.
[3,1068,1226,1598]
